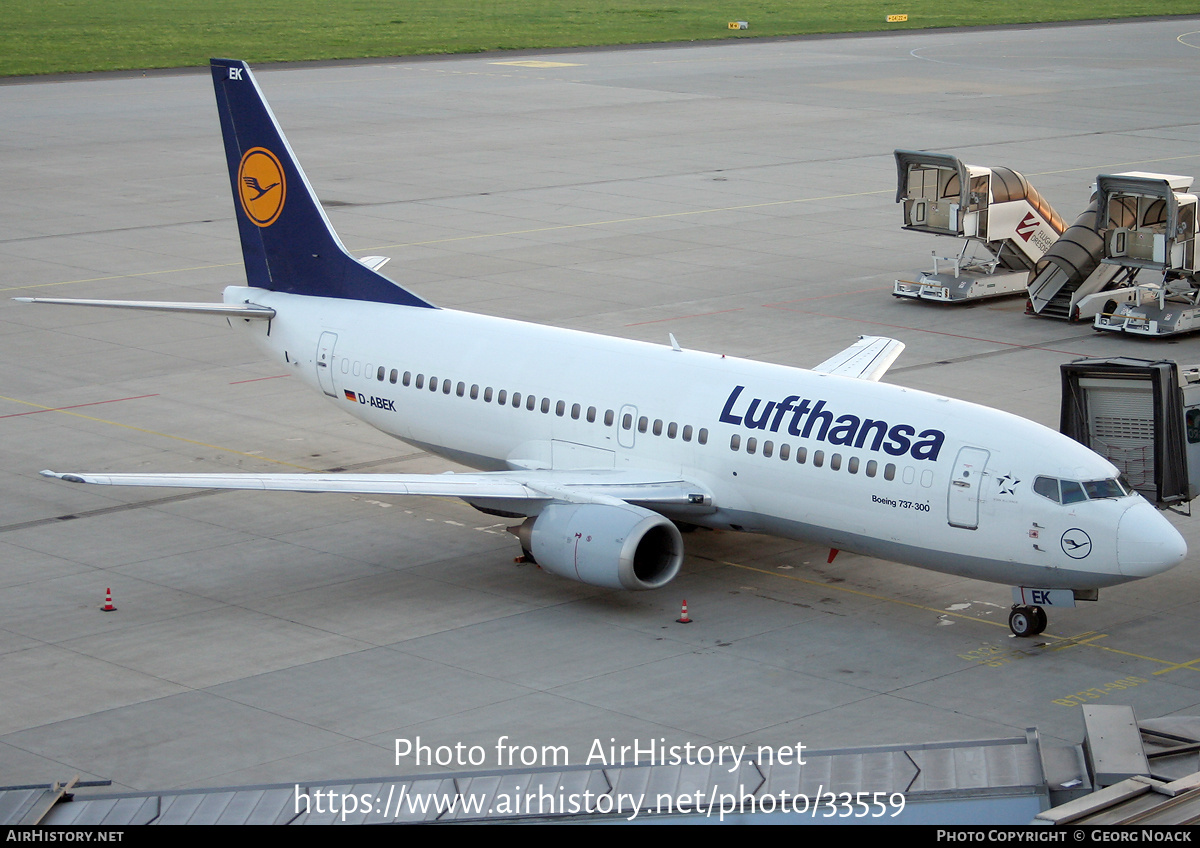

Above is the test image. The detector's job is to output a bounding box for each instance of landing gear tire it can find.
[1009,605,1046,637]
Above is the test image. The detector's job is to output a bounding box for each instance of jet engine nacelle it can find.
[514,502,684,590]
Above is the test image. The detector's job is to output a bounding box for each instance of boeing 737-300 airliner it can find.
[22,59,1188,637]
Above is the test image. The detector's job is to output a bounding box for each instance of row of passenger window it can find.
[347,359,709,445]
[621,413,709,445]
[729,433,900,482]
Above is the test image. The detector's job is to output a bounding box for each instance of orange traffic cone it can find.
[676,600,692,624]
[101,588,117,612]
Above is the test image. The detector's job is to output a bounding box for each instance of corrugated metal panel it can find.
[0,789,40,824]
[1084,380,1156,491]
[245,788,297,825]
[155,792,207,825]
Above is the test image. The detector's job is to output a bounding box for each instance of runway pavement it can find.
[3,18,1200,792]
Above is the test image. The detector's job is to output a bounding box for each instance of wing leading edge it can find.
[40,469,714,513]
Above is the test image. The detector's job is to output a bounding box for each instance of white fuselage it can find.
[224,285,1185,591]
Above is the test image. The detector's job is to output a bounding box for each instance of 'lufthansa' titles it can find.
[719,386,945,461]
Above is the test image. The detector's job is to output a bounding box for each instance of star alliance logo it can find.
[996,474,1020,496]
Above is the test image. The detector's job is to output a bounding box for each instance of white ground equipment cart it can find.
[1085,173,1200,336]
[894,150,1065,303]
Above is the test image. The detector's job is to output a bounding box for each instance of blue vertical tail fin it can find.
[210,58,435,308]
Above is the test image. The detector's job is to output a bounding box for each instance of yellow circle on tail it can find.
[237,147,286,227]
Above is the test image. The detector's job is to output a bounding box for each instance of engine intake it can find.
[513,502,684,590]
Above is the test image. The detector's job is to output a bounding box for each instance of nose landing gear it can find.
[1009,604,1048,637]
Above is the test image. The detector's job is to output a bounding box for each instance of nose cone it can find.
[1117,500,1188,577]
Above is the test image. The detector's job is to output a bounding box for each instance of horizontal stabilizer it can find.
[812,335,905,381]
[14,297,275,319]
[359,256,391,272]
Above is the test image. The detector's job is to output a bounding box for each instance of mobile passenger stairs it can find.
[1027,172,1196,326]
[1024,192,1128,321]
[1081,173,1200,336]
[893,150,1066,303]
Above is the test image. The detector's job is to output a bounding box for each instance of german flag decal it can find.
[237,147,286,227]
[344,390,357,402]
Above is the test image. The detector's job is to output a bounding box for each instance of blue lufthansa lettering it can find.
[770,396,801,431]
[719,387,945,461]
[744,398,776,430]
[801,400,832,440]
[827,414,859,446]
[719,386,746,425]
[786,399,813,436]
[911,428,944,460]
[883,423,914,457]
[854,418,889,451]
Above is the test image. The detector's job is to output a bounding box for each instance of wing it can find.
[811,335,905,381]
[40,468,715,516]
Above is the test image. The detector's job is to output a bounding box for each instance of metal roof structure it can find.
[2,732,1053,825]
[1036,714,1200,826]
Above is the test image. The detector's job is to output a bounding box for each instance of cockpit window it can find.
[1034,475,1134,505]
[1060,480,1086,504]
[1033,476,1059,502]
[1083,478,1130,499]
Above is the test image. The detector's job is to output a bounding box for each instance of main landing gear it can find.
[1008,605,1047,637]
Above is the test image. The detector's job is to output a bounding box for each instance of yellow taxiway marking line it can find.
[1177,31,1200,49]
[9,150,1200,295]
[363,189,891,252]
[3,191,888,293]
[720,559,1011,626]
[490,60,581,68]
[0,393,316,471]
[720,559,1200,672]
[1,263,235,294]
[1044,631,1109,651]
[1031,153,1200,177]
[1152,656,1200,676]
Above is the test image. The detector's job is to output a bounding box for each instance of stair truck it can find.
[1086,173,1200,336]
[893,150,1066,302]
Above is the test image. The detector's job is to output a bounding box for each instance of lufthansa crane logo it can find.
[237,147,286,227]
[1060,528,1092,559]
